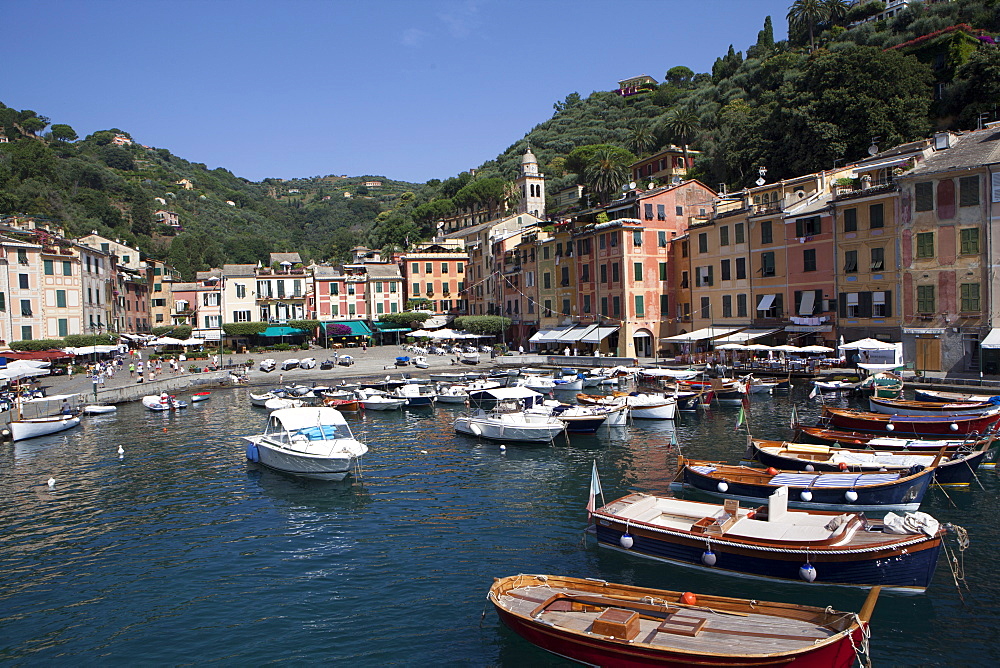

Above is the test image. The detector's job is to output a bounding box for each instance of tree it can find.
[658,107,699,170]
[452,315,511,335]
[787,0,827,51]
[50,124,78,142]
[583,146,634,204]
[101,145,135,171]
[664,66,694,87]
[626,122,656,157]
[288,319,320,333]
[222,322,268,337]
[379,311,431,327]
[823,0,850,26]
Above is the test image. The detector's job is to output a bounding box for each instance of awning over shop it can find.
[581,326,618,344]
[711,328,780,345]
[553,325,597,342]
[661,327,739,343]
[632,330,651,338]
[756,295,775,311]
[536,327,574,343]
[851,157,910,175]
[528,329,552,342]
[325,320,372,336]
[260,326,303,337]
[372,322,411,333]
[981,329,1000,349]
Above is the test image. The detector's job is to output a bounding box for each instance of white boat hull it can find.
[249,392,274,407]
[10,415,81,441]
[453,416,564,443]
[245,436,359,480]
[360,398,406,410]
[625,395,677,419]
[264,398,303,410]
[83,405,117,414]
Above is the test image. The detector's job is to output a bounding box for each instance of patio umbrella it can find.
[180,338,206,346]
[800,345,834,354]
[715,343,747,350]
[152,336,185,346]
[771,345,803,353]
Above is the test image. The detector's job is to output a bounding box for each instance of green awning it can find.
[324,320,372,336]
[372,322,411,333]
[260,326,304,337]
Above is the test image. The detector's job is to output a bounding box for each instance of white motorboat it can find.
[518,374,583,392]
[391,383,437,406]
[580,392,675,419]
[191,392,211,402]
[413,355,430,369]
[459,351,480,365]
[454,401,566,443]
[249,391,276,407]
[812,379,859,394]
[264,397,304,410]
[356,391,406,411]
[142,394,188,411]
[9,414,81,441]
[242,406,368,480]
[321,389,355,401]
[429,372,468,383]
[83,404,117,414]
[436,379,503,404]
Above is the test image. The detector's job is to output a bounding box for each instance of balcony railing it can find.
[833,182,898,202]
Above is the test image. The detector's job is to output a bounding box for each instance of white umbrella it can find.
[152,336,185,346]
[744,344,773,351]
[840,338,898,351]
[430,328,458,340]
[771,345,803,353]
[800,345,834,354]
[715,343,747,350]
[408,330,433,338]
[180,337,206,346]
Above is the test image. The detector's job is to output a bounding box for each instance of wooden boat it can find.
[675,457,936,512]
[811,379,858,394]
[820,406,1000,438]
[191,391,211,402]
[323,397,360,411]
[913,388,999,403]
[749,438,995,487]
[489,573,879,668]
[242,406,367,480]
[795,425,994,454]
[576,392,676,419]
[9,414,81,441]
[867,396,1000,416]
[590,486,949,591]
[857,371,903,399]
[249,391,276,407]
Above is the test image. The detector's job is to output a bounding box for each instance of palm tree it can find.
[787,0,826,51]
[823,0,849,27]
[626,122,656,157]
[659,107,699,172]
[584,147,631,205]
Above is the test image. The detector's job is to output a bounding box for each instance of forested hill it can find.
[2,0,998,277]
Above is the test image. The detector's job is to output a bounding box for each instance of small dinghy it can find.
[142,394,188,411]
[191,392,211,403]
[83,404,117,415]
[264,397,304,410]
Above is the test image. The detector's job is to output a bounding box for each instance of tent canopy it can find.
[839,338,898,350]
[662,327,739,343]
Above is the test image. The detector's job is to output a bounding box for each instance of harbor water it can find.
[1,385,998,665]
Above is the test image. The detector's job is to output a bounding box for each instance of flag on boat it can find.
[808,384,818,399]
[587,460,603,516]
[789,404,798,429]
[735,406,745,432]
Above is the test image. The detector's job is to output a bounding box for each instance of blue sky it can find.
[6,0,790,184]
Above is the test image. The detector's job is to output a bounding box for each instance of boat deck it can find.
[499,584,839,656]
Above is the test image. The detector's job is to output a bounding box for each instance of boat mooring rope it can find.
[943,523,970,601]
[847,613,874,668]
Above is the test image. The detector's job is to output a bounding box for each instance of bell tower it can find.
[516,145,545,218]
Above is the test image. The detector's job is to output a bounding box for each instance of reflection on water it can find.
[0,384,997,664]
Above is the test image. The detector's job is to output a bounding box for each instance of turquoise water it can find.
[0,387,996,665]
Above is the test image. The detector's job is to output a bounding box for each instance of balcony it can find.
[750,202,783,217]
[833,182,898,202]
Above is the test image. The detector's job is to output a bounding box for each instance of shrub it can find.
[10,339,65,351]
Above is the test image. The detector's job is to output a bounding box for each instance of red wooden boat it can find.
[322,398,360,411]
[821,406,1000,438]
[490,573,878,667]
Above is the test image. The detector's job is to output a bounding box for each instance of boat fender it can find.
[950,423,959,431]
[246,443,259,463]
[470,423,483,436]
[838,462,849,471]
[766,467,778,476]
[805,464,815,472]
[908,464,925,476]
[717,482,729,493]
[886,423,895,431]
[619,532,634,549]
[800,490,813,502]
[681,592,697,605]
[701,550,717,567]
[845,489,859,503]
[799,563,817,582]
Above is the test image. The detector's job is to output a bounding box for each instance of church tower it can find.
[516,146,545,218]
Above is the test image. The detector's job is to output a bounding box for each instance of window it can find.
[330,282,339,295]
[795,216,821,237]
[411,263,419,274]
[425,263,432,273]
[657,204,666,220]
[734,223,745,244]
[736,293,747,317]
[17,249,28,265]
[612,296,620,317]
[681,240,688,257]
[555,242,563,257]
[56,290,66,308]
[633,262,643,281]
[610,232,618,247]
[735,257,747,280]
[544,299,552,317]
[561,298,570,316]
[720,259,731,281]
[600,265,607,283]
[698,265,713,286]
[960,228,980,255]
[644,203,653,220]
[19,274,29,290]
[760,252,775,277]
[21,325,32,340]
[719,226,729,246]
[600,297,608,316]
[844,208,857,232]
[236,284,246,298]
[873,291,890,317]
[870,247,884,270]
[391,302,399,313]
[846,292,860,318]
[391,282,398,293]
[233,310,252,322]
[44,260,54,275]
[457,263,463,273]
[441,263,448,274]
[699,296,709,319]
[660,293,668,313]
[961,283,981,312]
[916,285,935,313]
[377,302,384,314]
[257,280,272,297]
[611,262,620,283]
[583,294,591,313]
[633,230,642,247]
[675,205,683,216]
[869,203,884,229]
[561,267,569,286]
[412,283,420,295]
[426,282,433,296]
[722,294,732,318]
[21,299,32,316]
[203,292,220,306]
[915,182,933,211]
[803,248,816,272]
[698,233,708,253]
[680,271,689,288]
[916,232,934,258]
[349,304,356,316]
[760,220,773,244]
[960,176,980,207]
[63,261,72,276]
[543,272,551,289]
[659,262,667,281]
[581,264,590,282]
[154,283,162,293]
[657,231,667,247]
[844,250,858,273]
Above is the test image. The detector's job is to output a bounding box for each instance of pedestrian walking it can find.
[129,362,135,377]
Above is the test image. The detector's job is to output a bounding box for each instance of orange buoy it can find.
[681,592,697,606]
[838,462,849,471]
[163,427,168,433]
[766,467,778,476]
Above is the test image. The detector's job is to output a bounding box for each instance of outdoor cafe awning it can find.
[661,327,739,343]
[711,328,780,345]
[581,326,618,344]
[261,326,302,337]
[535,327,574,343]
[981,329,1000,349]
[372,322,411,334]
[553,325,597,342]
[324,320,372,336]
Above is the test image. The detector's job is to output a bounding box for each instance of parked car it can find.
[280,358,301,371]
[259,359,276,373]
[299,357,317,369]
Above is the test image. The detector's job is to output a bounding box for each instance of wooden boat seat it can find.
[656,612,707,637]
[725,513,851,543]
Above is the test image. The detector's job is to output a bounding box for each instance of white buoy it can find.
[845,489,859,502]
[420,450,428,454]
[47,477,55,488]
[800,490,813,502]
[499,445,506,452]
[701,550,717,566]
[117,445,124,459]
[619,533,634,549]
[804,464,815,472]
[799,563,817,582]
[886,423,895,431]
[717,481,729,493]
[950,423,959,431]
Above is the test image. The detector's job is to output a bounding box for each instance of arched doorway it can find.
[633,328,653,357]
